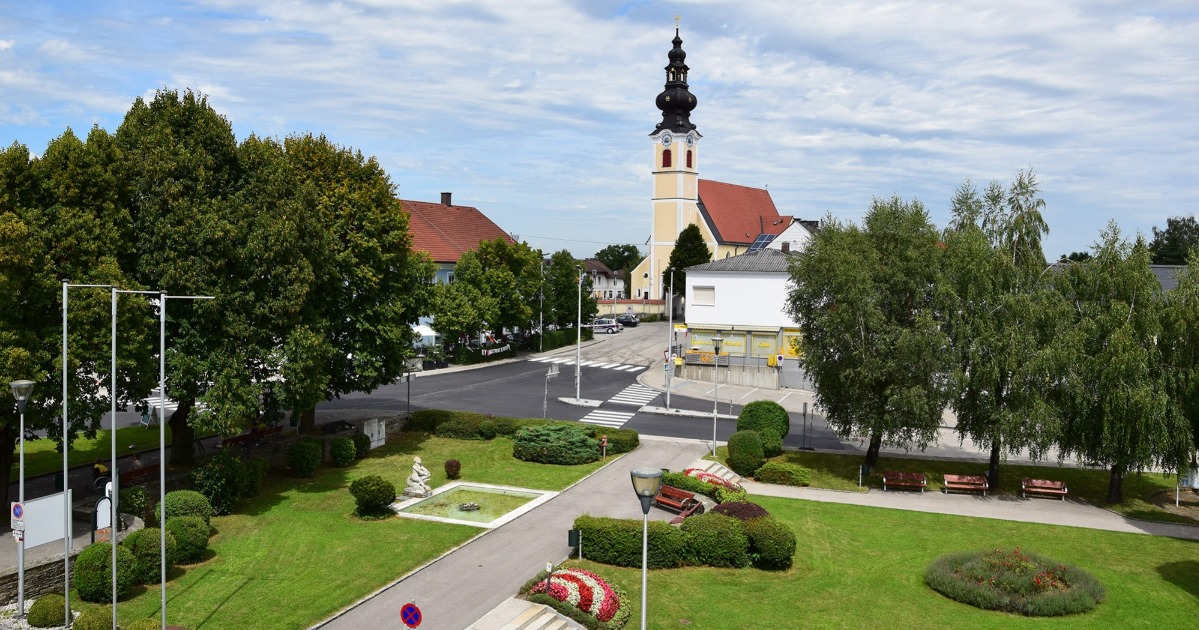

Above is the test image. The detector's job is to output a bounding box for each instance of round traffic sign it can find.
[400,602,422,628]
[11,503,22,519]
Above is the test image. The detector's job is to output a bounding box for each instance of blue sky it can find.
[2,1,1196,260]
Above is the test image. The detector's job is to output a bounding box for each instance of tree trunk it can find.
[168,400,196,467]
[987,438,1001,490]
[1107,464,1125,504]
[864,431,883,471]
[1,425,16,506]
[298,407,316,434]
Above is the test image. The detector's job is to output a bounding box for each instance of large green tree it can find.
[1148,215,1199,265]
[594,243,642,298]
[544,250,597,328]
[1054,224,1191,502]
[941,172,1068,488]
[428,252,495,348]
[468,238,543,333]
[787,197,952,469]
[662,224,711,298]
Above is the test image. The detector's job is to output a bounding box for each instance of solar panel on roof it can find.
[747,233,776,252]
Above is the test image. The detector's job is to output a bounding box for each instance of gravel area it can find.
[0,600,78,630]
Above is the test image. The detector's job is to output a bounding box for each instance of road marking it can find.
[618,365,646,372]
[579,409,635,428]
[608,384,660,406]
[527,359,645,372]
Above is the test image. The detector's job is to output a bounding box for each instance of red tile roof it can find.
[402,198,513,264]
[697,180,789,246]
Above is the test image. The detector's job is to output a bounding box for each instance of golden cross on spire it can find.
[675,14,681,29]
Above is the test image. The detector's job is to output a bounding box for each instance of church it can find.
[630,28,802,302]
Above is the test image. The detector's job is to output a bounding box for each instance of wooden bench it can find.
[943,474,989,496]
[219,425,284,450]
[119,463,160,488]
[1022,478,1067,500]
[882,471,927,493]
[652,485,705,524]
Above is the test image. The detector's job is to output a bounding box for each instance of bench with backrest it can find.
[219,425,284,450]
[882,471,927,493]
[653,485,705,523]
[943,474,989,496]
[1022,478,1068,500]
[119,463,160,488]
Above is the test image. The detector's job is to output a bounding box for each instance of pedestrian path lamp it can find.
[711,330,723,456]
[10,378,35,618]
[630,467,663,630]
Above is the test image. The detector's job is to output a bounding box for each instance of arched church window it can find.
[662,149,672,168]
[686,150,693,168]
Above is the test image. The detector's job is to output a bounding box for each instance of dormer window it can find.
[662,149,672,168]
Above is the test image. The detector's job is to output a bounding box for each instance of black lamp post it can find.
[10,378,35,617]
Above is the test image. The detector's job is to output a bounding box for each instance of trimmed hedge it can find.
[288,440,322,477]
[513,424,600,465]
[726,430,765,477]
[72,605,116,630]
[155,490,214,527]
[75,543,136,602]
[746,515,796,569]
[737,400,790,439]
[591,427,639,454]
[191,449,248,515]
[352,432,372,458]
[349,475,396,516]
[680,512,750,568]
[573,514,688,569]
[661,472,721,499]
[121,527,177,584]
[435,415,488,440]
[406,409,453,432]
[330,436,357,466]
[125,618,164,630]
[27,593,68,628]
[759,428,783,458]
[754,461,811,486]
[167,515,211,564]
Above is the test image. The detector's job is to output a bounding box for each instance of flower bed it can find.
[925,547,1105,616]
[527,567,629,627]
[683,468,742,491]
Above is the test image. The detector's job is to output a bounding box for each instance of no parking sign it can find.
[400,602,422,628]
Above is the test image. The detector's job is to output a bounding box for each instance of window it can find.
[662,149,672,168]
[686,150,693,168]
[693,286,715,306]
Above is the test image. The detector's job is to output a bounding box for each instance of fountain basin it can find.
[391,482,557,528]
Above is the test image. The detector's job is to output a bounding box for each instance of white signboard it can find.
[22,491,72,548]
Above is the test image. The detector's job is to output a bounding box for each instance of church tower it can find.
[633,28,702,300]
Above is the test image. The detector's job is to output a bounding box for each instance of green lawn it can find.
[13,424,183,478]
[709,448,1195,525]
[79,432,609,629]
[571,497,1199,629]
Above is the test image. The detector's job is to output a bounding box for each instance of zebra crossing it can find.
[607,383,660,407]
[528,357,646,372]
[578,408,636,428]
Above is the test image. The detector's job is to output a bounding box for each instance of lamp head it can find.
[630,467,664,497]
[712,330,723,354]
[9,379,35,414]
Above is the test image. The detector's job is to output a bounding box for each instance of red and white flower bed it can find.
[683,468,742,490]
[530,568,621,622]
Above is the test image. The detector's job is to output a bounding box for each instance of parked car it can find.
[615,313,639,327]
[593,318,622,334]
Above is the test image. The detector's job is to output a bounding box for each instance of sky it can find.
[2,1,1197,261]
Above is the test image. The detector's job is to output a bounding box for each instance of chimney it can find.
[441,192,452,206]
[781,241,791,253]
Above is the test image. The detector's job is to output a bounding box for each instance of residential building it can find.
[403,192,513,284]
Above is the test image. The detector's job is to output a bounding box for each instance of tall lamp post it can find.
[711,330,723,456]
[630,467,663,630]
[10,379,35,618]
[575,265,584,400]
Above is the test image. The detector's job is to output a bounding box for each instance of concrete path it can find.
[316,436,709,630]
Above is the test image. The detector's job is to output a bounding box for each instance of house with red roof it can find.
[402,192,514,284]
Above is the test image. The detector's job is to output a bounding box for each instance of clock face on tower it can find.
[685,133,695,147]
[661,132,673,147]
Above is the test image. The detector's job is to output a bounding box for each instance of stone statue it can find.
[404,456,432,497]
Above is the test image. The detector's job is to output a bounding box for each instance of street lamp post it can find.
[665,275,674,410]
[10,379,35,618]
[575,266,584,401]
[630,468,663,630]
[711,331,723,456]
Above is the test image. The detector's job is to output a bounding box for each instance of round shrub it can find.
[754,461,811,486]
[759,428,784,458]
[726,430,765,477]
[27,593,68,628]
[490,416,523,436]
[191,449,248,515]
[288,440,322,477]
[349,475,396,516]
[595,427,640,454]
[746,515,797,569]
[714,486,749,504]
[513,424,599,465]
[711,501,771,521]
[352,432,372,459]
[330,436,357,467]
[74,542,137,602]
[121,527,177,584]
[572,515,689,569]
[154,490,214,527]
[444,459,461,480]
[167,516,211,564]
[925,547,1105,616]
[477,419,497,439]
[72,605,115,630]
[125,618,164,630]
[737,400,790,439]
[681,512,750,568]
